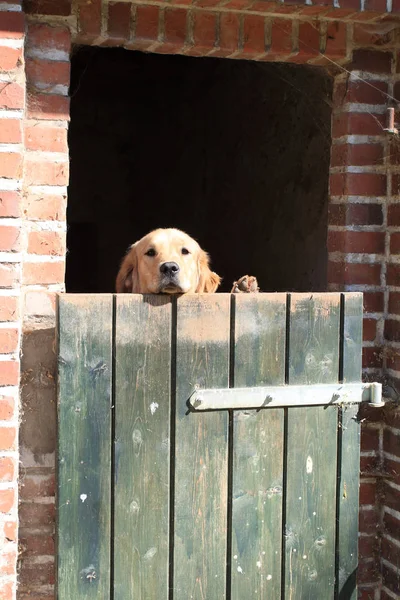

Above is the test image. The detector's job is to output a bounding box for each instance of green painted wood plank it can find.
[173,294,230,600]
[231,293,286,600]
[113,295,172,600]
[337,293,363,600]
[285,293,340,599]
[57,294,112,599]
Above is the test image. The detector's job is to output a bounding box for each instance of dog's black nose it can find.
[160,262,180,275]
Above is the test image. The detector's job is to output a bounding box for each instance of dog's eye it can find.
[181,248,190,255]
[145,248,156,257]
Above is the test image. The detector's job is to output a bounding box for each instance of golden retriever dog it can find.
[116,228,221,294]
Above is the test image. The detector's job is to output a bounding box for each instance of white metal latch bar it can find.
[189,382,383,411]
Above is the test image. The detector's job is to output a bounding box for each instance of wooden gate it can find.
[57,292,365,600]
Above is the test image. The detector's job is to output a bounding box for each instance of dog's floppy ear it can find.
[116,244,139,293]
[196,250,221,293]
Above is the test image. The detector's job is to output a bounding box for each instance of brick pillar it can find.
[17,18,70,600]
[328,48,395,596]
[0,2,25,599]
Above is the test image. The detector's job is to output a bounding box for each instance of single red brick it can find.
[363,318,377,341]
[388,204,400,225]
[192,12,217,51]
[385,457,400,487]
[269,19,293,56]
[330,173,386,196]
[359,480,376,505]
[218,13,239,55]
[0,424,19,450]
[19,501,55,526]
[25,158,69,186]
[389,292,400,315]
[393,174,400,196]
[0,226,21,252]
[359,506,380,533]
[364,0,386,10]
[332,112,386,137]
[328,261,381,285]
[242,15,265,56]
[331,143,383,167]
[386,350,400,372]
[362,346,383,369]
[0,152,22,179]
[0,425,16,449]
[163,8,186,45]
[19,533,55,556]
[390,232,400,254]
[351,49,393,73]
[28,231,66,256]
[136,5,160,41]
[25,124,67,153]
[0,119,22,144]
[385,319,400,342]
[25,0,71,15]
[358,533,378,557]
[328,203,383,226]
[20,474,55,500]
[26,58,70,86]
[0,487,14,513]
[387,263,400,286]
[361,425,380,452]
[325,21,347,58]
[328,231,385,254]
[363,292,384,313]
[347,80,388,105]
[22,261,65,285]
[0,263,19,288]
[18,561,55,586]
[0,191,21,218]
[383,428,400,457]
[4,520,16,542]
[0,329,19,354]
[0,457,15,481]
[297,21,320,57]
[0,47,22,72]
[27,93,70,121]
[0,296,18,321]
[0,396,14,421]
[0,82,24,109]
[78,0,101,36]
[108,2,131,39]
[27,23,71,54]
[0,11,24,39]
[23,193,66,221]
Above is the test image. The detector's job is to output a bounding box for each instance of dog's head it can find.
[116,228,221,294]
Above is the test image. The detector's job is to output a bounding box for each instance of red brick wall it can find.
[0,2,24,598]
[0,0,398,597]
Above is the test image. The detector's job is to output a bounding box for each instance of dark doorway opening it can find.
[66,46,332,293]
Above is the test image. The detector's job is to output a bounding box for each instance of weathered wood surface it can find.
[173,295,230,600]
[56,292,363,600]
[57,295,112,599]
[337,293,363,600]
[285,293,340,599]
[114,295,172,600]
[231,294,286,600]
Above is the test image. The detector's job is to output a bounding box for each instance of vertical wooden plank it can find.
[231,294,286,599]
[174,294,230,600]
[113,295,171,600]
[285,293,340,599]
[337,293,363,600]
[57,295,112,599]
